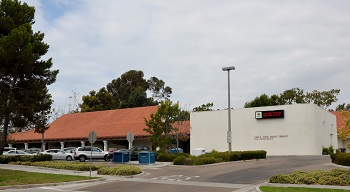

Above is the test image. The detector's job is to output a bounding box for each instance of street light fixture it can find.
[222,66,235,153]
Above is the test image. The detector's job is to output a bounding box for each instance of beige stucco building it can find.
[190,104,338,156]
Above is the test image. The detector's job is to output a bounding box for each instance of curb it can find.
[0,178,106,190]
[258,182,350,191]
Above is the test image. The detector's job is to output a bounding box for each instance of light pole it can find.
[222,66,235,153]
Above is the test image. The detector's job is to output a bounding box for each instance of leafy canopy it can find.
[244,88,340,110]
[338,111,350,141]
[143,100,180,150]
[193,102,214,112]
[0,0,58,154]
[80,70,172,112]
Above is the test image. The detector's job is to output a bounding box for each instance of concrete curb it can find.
[258,182,350,191]
[0,178,106,190]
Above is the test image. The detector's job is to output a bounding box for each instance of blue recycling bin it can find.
[170,148,183,154]
[138,151,155,164]
[113,151,130,163]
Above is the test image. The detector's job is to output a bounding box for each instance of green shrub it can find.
[332,153,350,166]
[229,152,240,161]
[97,165,142,176]
[10,160,141,176]
[269,174,293,184]
[173,156,187,165]
[318,176,346,186]
[172,150,267,165]
[0,154,52,164]
[289,171,317,184]
[10,161,103,171]
[156,153,177,162]
[193,156,222,165]
[270,169,350,186]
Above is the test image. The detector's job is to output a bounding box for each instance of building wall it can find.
[190,104,337,156]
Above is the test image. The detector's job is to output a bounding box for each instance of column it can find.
[60,142,65,150]
[81,141,85,147]
[24,143,28,149]
[103,140,108,151]
[8,144,13,148]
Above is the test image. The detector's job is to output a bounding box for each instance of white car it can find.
[3,150,32,156]
[73,146,110,162]
[40,149,74,161]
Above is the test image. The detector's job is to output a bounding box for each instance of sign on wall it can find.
[255,110,284,119]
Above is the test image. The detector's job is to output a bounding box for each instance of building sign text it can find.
[255,110,284,119]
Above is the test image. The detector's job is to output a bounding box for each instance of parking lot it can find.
[3,155,350,192]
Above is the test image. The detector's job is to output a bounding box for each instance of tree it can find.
[147,77,172,101]
[305,89,340,109]
[80,70,172,112]
[193,102,214,112]
[81,88,116,112]
[244,94,280,108]
[33,98,52,151]
[0,0,59,154]
[337,111,350,140]
[336,103,350,111]
[244,88,340,109]
[106,70,149,108]
[143,100,180,150]
[279,88,306,105]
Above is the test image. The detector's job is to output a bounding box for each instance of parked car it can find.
[3,150,32,156]
[73,146,110,162]
[129,146,150,161]
[23,148,41,154]
[3,147,17,152]
[40,149,74,161]
[62,147,77,153]
[107,148,118,159]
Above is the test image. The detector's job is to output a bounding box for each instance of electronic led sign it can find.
[255,110,284,119]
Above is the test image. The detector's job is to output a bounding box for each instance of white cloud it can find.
[22,0,350,111]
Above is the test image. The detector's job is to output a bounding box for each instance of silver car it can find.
[73,146,110,162]
[40,149,74,161]
[3,150,32,156]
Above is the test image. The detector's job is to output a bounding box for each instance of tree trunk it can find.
[0,114,10,155]
[41,132,45,151]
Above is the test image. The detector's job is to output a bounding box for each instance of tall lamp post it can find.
[222,66,235,153]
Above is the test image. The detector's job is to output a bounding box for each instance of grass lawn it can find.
[0,169,97,186]
[260,186,350,192]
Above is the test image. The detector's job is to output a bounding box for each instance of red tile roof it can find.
[9,106,190,143]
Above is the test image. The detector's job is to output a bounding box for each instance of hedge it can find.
[173,150,267,165]
[269,169,350,186]
[0,154,52,164]
[330,153,350,166]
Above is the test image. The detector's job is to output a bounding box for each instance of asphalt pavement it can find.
[1,156,350,192]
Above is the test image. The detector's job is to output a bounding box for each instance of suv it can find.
[73,146,110,162]
[130,146,150,160]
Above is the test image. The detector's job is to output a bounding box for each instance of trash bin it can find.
[170,148,183,154]
[138,151,155,164]
[113,151,130,163]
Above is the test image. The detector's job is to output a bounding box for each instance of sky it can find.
[22,0,350,111]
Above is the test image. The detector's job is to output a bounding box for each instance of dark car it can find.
[129,146,150,161]
[23,148,41,154]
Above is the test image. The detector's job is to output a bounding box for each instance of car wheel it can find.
[66,155,73,161]
[79,155,86,162]
[104,155,110,161]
